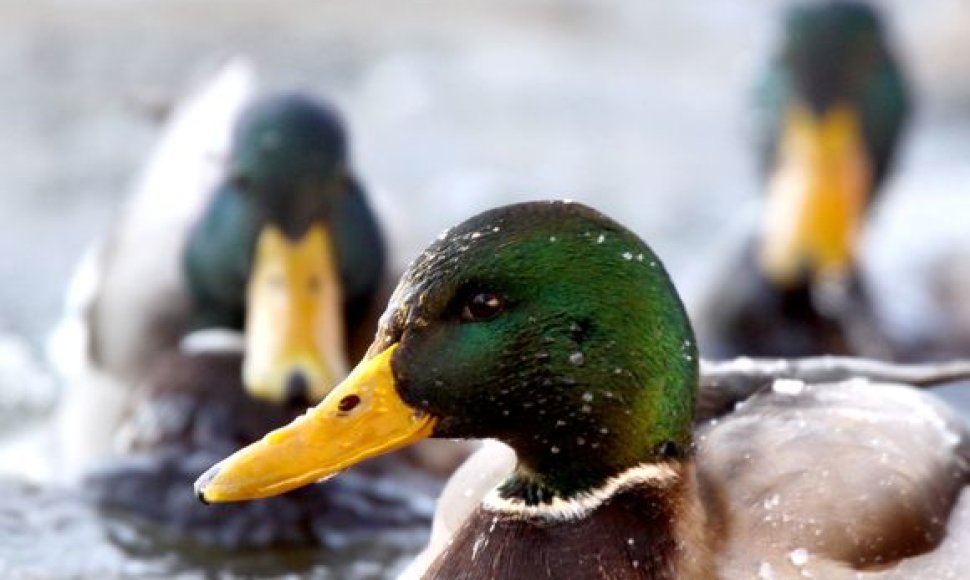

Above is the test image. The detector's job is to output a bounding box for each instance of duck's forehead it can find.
[374,201,656,334]
[232,99,347,169]
[385,220,511,317]
[406,221,634,305]
[375,214,527,339]
[787,4,881,49]
[419,220,511,273]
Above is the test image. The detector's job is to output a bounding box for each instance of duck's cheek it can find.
[394,327,496,397]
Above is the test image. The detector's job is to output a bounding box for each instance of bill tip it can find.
[193,464,221,505]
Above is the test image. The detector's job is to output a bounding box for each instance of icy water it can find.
[0,479,423,579]
[0,0,969,577]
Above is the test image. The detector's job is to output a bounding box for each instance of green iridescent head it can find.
[376,201,698,494]
[782,1,898,114]
[228,93,349,238]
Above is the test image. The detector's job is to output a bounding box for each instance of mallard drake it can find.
[196,201,970,578]
[68,67,458,552]
[52,60,400,474]
[697,1,910,359]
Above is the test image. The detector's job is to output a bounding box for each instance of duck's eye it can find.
[461,292,505,322]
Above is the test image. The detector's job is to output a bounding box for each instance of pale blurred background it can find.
[2,0,968,349]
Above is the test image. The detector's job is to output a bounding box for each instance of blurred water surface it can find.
[0,0,968,577]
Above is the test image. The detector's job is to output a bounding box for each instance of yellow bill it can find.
[759,103,873,286]
[195,344,435,503]
[243,223,349,405]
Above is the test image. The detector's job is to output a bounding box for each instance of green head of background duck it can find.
[84,94,445,557]
[184,93,386,407]
[705,0,910,358]
[196,201,970,579]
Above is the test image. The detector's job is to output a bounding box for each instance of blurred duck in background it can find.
[195,201,970,579]
[50,61,455,549]
[697,1,910,359]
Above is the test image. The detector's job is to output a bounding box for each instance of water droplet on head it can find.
[549,235,557,242]
[596,234,606,244]
[569,352,585,366]
[789,548,809,567]
[621,252,633,260]
[758,562,774,579]
[763,494,780,510]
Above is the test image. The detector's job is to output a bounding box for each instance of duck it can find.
[195,200,970,578]
[66,65,461,552]
[696,1,910,360]
[50,60,412,476]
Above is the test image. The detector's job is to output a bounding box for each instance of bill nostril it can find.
[337,394,361,414]
[284,372,311,409]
